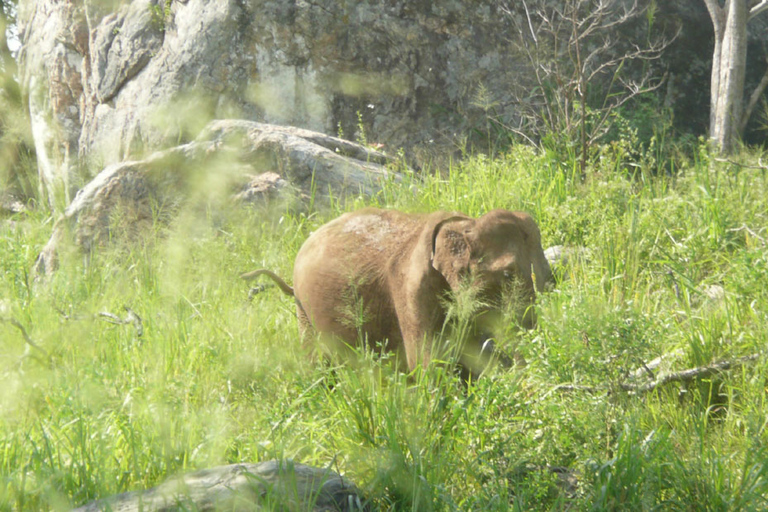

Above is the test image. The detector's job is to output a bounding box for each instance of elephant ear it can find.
[431,217,473,289]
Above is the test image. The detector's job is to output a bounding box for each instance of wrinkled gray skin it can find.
[243,207,553,380]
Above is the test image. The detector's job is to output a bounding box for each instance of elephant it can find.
[241,207,554,381]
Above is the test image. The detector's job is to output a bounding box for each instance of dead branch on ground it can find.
[546,351,763,399]
[98,306,144,337]
[619,353,762,395]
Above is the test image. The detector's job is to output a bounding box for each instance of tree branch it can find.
[586,41,671,84]
[740,63,768,134]
[749,0,768,19]
[489,118,539,146]
[590,0,642,33]
[703,0,725,36]
[587,73,667,144]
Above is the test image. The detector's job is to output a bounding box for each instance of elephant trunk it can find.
[533,252,555,293]
[519,253,554,329]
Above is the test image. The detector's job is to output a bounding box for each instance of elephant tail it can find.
[240,269,294,296]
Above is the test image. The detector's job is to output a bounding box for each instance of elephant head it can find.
[431,209,553,329]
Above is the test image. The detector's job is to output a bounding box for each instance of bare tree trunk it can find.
[705,0,768,154]
[705,0,747,154]
[706,1,723,139]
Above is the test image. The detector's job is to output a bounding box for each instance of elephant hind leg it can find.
[296,298,315,350]
[295,299,338,362]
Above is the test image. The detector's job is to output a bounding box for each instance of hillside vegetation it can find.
[1,143,768,510]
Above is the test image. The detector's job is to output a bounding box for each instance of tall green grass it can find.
[1,143,767,510]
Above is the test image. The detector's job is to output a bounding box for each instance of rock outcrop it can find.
[33,119,398,274]
[72,460,368,512]
[16,0,768,209]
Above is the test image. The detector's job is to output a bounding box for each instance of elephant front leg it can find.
[388,259,449,373]
[398,321,433,372]
[396,298,448,373]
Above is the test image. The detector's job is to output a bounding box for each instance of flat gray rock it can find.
[72,460,368,512]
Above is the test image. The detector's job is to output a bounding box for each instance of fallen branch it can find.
[547,352,763,398]
[99,306,144,337]
[712,157,768,170]
[627,349,685,381]
[620,353,763,395]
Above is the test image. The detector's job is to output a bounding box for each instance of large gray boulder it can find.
[72,460,368,512]
[18,0,520,208]
[34,119,398,274]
